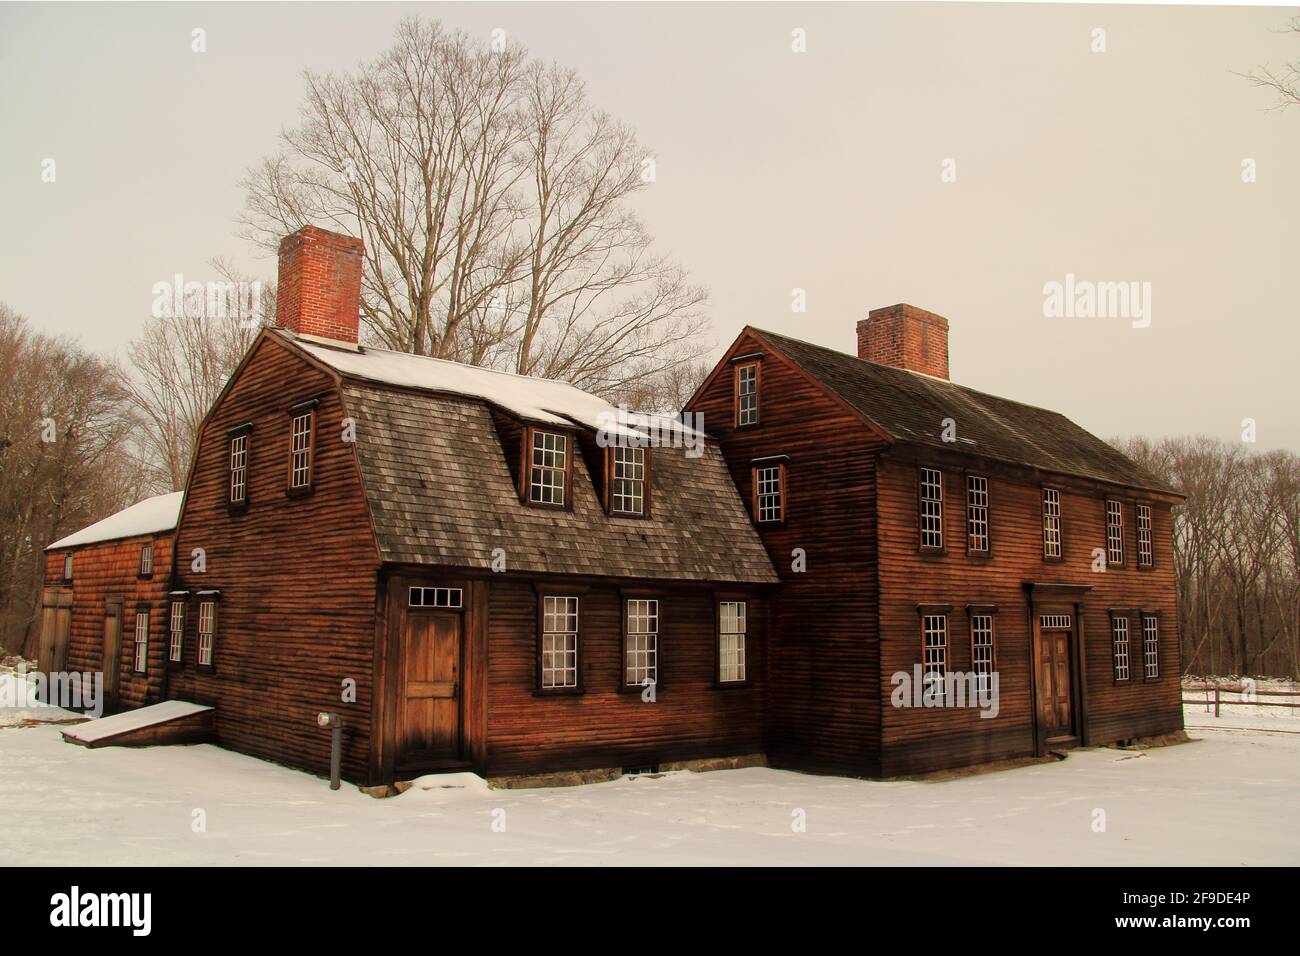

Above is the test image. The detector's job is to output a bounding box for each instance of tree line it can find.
[1116,437,1299,679]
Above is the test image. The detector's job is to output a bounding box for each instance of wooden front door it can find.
[1036,623,1074,740]
[396,610,463,769]
[102,600,123,712]
[37,589,73,685]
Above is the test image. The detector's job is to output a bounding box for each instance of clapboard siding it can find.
[484,578,767,775]
[44,535,174,711]
[876,452,1182,775]
[687,330,886,776]
[170,336,380,782]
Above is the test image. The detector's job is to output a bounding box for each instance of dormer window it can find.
[735,361,760,427]
[529,430,568,506]
[609,445,647,516]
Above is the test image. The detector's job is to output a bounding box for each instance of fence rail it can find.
[1181,682,1300,716]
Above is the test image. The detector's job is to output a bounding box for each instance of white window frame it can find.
[230,432,248,504]
[755,464,783,523]
[198,600,216,667]
[168,600,185,663]
[139,541,153,576]
[290,411,313,489]
[1111,616,1131,682]
[1042,487,1062,559]
[922,614,948,702]
[1106,499,1124,566]
[529,431,567,506]
[718,601,747,683]
[736,363,758,426]
[63,553,73,580]
[624,599,659,688]
[133,610,149,674]
[409,587,463,609]
[611,445,646,516]
[920,467,943,550]
[541,595,579,689]
[1142,615,1159,679]
[970,613,995,695]
[966,475,989,553]
[1136,504,1153,567]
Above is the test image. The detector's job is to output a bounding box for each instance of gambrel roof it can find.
[278,331,777,585]
[746,327,1179,497]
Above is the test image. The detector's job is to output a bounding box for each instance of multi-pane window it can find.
[736,363,759,426]
[624,599,658,687]
[409,587,463,609]
[718,601,747,683]
[133,611,149,674]
[168,600,185,663]
[529,431,567,506]
[920,467,943,549]
[1040,614,1072,630]
[1042,487,1062,559]
[1142,615,1159,679]
[1111,616,1131,682]
[541,596,579,689]
[611,446,646,515]
[290,411,313,489]
[1106,499,1124,566]
[970,614,995,695]
[229,433,248,504]
[198,600,216,667]
[63,553,73,580]
[1136,504,1153,568]
[139,542,153,576]
[755,464,783,523]
[922,614,948,701]
[966,475,989,552]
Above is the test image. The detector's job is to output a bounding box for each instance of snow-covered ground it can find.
[2,696,1297,866]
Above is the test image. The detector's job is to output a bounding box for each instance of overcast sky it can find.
[1,2,1296,450]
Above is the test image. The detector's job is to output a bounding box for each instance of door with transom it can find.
[1036,612,1075,741]
[396,598,464,771]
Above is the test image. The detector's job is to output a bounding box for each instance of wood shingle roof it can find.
[749,327,1179,497]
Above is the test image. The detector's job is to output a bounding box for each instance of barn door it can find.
[102,599,123,712]
[1036,616,1075,741]
[37,589,73,688]
[396,610,463,770]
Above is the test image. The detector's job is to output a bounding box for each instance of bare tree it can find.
[239,16,706,394]
[122,263,269,493]
[1240,16,1300,110]
[0,304,140,656]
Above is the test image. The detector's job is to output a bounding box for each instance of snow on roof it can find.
[291,334,702,442]
[46,491,184,551]
[61,700,213,744]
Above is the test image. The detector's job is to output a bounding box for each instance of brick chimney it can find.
[856,304,949,380]
[275,225,364,345]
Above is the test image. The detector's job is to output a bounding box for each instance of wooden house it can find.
[44,226,1184,787]
[685,307,1185,777]
[41,492,183,714]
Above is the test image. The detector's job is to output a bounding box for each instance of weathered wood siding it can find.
[44,535,174,712]
[876,451,1183,775]
[687,331,887,776]
[483,578,767,775]
[170,336,380,782]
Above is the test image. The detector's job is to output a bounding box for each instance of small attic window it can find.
[608,445,648,516]
[62,553,73,581]
[528,429,569,507]
[735,362,760,427]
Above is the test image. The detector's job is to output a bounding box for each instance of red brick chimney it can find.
[856,304,949,380]
[275,225,364,344]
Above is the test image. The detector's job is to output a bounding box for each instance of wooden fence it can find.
[1181,682,1300,717]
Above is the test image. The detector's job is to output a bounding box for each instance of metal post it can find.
[317,712,342,790]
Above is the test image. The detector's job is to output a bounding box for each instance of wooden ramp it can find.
[62,701,215,749]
